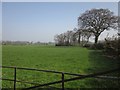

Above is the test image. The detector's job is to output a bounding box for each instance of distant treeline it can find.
[2,41,55,45]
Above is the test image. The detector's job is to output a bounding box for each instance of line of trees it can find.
[2,41,54,45]
[54,28,93,46]
[54,8,118,46]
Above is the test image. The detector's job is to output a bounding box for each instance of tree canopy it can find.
[78,9,118,43]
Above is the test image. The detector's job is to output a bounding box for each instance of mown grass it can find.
[2,45,120,88]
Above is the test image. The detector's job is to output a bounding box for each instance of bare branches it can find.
[78,9,118,44]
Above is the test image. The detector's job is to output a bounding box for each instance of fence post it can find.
[14,67,17,90]
[62,73,64,90]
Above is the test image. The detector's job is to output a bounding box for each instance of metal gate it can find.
[0,66,120,90]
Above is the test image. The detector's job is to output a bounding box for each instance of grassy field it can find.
[2,45,120,88]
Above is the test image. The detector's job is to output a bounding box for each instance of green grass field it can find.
[2,45,120,88]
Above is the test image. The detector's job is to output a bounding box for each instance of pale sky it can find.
[2,2,118,42]
[0,2,2,41]
[1,0,119,2]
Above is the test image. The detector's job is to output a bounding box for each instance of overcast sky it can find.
[2,2,118,42]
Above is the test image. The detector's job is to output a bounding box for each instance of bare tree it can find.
[71,28,78,45]
[78,8,118,44]
[54,30,77,46]
[74,28,82,45]
[82,29,93,43]
[54,34,65,45]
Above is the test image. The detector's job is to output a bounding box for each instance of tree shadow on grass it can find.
[84,50,120,88]
[86,50,120,73]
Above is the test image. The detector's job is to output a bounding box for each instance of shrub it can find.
[83,43,91,48]
[104,36,119,59]
[89,42,105,50]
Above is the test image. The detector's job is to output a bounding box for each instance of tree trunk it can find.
[78,32,81,44]
[87,37,89,43]
[95,35,99,44]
